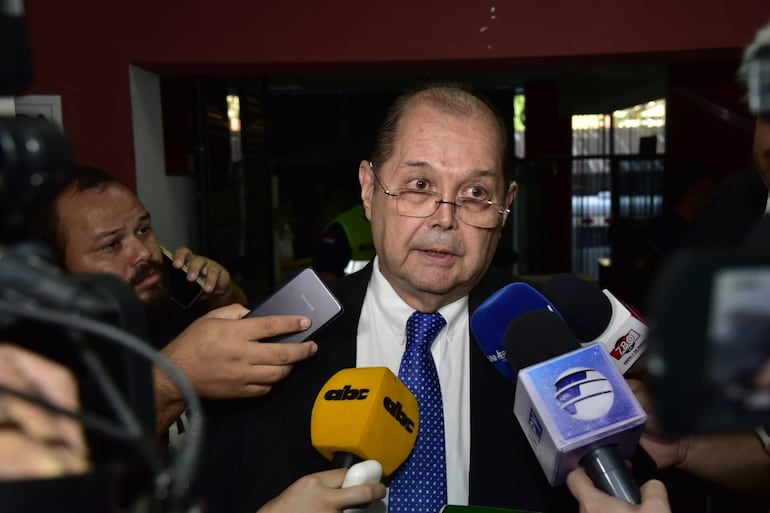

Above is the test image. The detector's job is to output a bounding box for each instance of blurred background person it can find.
[684,23,770,250]
[314,203,375,283]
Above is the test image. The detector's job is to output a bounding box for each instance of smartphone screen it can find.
[245,267,343,343]
[161,246,205,309]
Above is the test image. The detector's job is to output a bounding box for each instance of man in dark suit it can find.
[684,165,767,249]
[685,23,770,250]
[568,22,770,513]
[196,82,578,513]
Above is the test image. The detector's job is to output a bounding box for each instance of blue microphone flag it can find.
[471,282,562,381]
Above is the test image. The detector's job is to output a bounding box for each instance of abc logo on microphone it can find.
[310,367,419,476]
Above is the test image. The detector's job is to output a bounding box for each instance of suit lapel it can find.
[467,267,518,504]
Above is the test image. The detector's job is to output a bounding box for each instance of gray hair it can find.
[738,22,770,115]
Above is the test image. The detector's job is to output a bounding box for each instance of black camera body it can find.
[647,246,770,437]
[0,4,169,512]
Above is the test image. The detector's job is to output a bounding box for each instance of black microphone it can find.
[506,309,646,504]
[541,274,647,374]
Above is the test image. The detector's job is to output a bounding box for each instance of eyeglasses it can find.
[369,163,513,229]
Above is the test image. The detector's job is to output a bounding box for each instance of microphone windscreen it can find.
[471,282,562,381]
[310,367,418,476]
[541,274,612,342]
[543,274,648,375]
[503,309,581,373]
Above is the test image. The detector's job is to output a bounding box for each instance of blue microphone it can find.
[470,282,562,382]
[505,309,646,504]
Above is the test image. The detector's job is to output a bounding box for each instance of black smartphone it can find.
[161,245,205,309]
[245,267,343,343]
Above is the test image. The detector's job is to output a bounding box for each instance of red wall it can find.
[668,59,757,177]
[23,0,770,187]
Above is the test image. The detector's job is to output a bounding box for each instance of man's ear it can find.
[500,180,518,227]
[359,160,375,220]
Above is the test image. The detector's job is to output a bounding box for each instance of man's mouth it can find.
[130,261,166,290]
[422,249,451,256]
[133,271,161,289]
[417,248,457,261]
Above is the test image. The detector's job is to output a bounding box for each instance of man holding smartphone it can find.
[28,165,319,434]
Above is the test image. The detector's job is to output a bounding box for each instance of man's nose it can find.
[430,199,459,228]
[127,237,152,263]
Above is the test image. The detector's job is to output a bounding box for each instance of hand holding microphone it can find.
[311,367,419,512]
[505,309,646,504]
[566,467,671,513]
[256,467,386,513]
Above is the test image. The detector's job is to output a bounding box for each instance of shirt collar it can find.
[369,255,468,345]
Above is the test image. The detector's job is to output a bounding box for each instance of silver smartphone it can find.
[245,267,343,343]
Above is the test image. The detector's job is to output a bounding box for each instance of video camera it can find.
[646,26,770,438]
[646,241,770,437]
[0,3,203,512]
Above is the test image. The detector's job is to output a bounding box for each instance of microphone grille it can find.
[541,274,612,341]
[504,309,580,373]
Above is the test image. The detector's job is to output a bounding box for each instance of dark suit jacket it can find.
[195,263,577,513]
[684,168,767,249]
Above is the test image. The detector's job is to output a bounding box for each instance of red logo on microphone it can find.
[610,329,640,360]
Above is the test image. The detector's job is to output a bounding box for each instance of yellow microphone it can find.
[310,367,419,477]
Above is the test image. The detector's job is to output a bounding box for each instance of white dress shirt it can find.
[356,256,471,508]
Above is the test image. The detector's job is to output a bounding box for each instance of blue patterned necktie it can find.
[388,311,447,513]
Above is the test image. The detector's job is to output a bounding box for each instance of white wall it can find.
[0,97,15,115]
[129,64,198,251]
